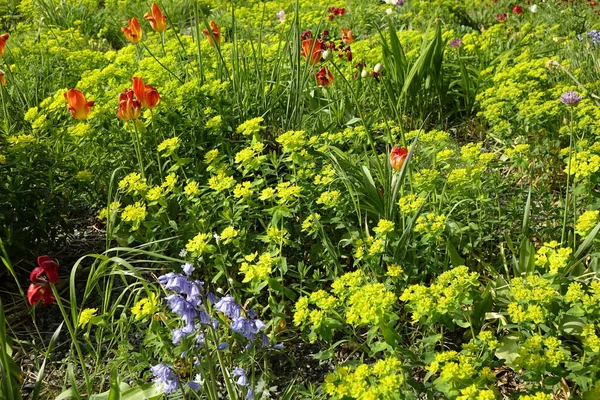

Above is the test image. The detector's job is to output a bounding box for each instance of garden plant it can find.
[2,0,600,399]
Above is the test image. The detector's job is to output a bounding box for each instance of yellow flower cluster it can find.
[157,137,180,157]
[582,324,600,353]
[415,212,446,238]
[239,252,276,283]
[276,181,302,204]
[400,266,479,323]
[576,210,599,237]
[507,275,556,324]
[130,292,159,321]
[314,165,336,186]
[186,232,212,256]
[534,241,572,274]
[234,140,266,171]
[301,213,321,234]
[323,357,404,400]
[514,334,567,372]
[373,219,395,236]
[208,169,236,193]
[236,116,264,136]
[564,281,600,316]
[386,264,404,278]
[316,190,341,208]
[277,130,307,153]
[519,393,553,400]
[220,226,238,244]
[78,308,98,328]
[233,181,254,199]
[121,202,147,230]
[184,181,201,198]
[505,143,530,160]
[398,194,425,214]
[345,283,396,326]
[7,134,35,147]
[119,172,148,194]
[67,123,92,138]
[412,169,439,191]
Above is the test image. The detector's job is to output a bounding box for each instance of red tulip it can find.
[0,33,9,57]
[301,38,324,65]
[117,89,142,120]
[0,71,5,86]
[27,256,59,306]
[122,17,143,43]
[132,77,160,109]
[315,67,334,86]
[495,12,507,22]
[64,89,94,120]
[390,146,408,171]
[202,21,221,46]
[341,28,355,44]
[512,5,523,14]
[144,3,167,33]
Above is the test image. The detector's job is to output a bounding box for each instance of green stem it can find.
[561,108,574,245]
[131,121,146,179]
[141,43,184,83]
[51,285,91,393]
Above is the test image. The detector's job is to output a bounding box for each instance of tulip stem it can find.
[132,121,146,179]
[0,84,8,134]
[141,42,184,83]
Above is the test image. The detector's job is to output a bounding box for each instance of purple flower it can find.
[172,322,195,345]
[217,342,229,350]
[196,332,205,346]
[207,292,219,305]
[182,263,195,276]
[273,343,285,350]
[231,316,265,342]
[246,388,254,400]
[214,295,242,319]
[188,381,202,392]
[586,30,600,45]
[449,38,463,48]
[166,294,197,325]
[158,272,191,294]
[276,10,285,23]
[232,367,248,386]
[150,364,179,394]
[261,334,269,348]
[560,91,583,106]
[396,0,405,5]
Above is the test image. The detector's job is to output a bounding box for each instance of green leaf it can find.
[495,334,520,367]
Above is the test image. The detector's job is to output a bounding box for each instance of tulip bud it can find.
[361,69,368,78]
[322,50,331,60]
[374,63,383,73]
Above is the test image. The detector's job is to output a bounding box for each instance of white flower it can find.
[276,10,285,23]
[361,69,368,78]
[374,63,383,73]
[213,232,220,244]
[385,8,393,15]
[322,50,331,60]
[529,4,538,12]
[179,249,188,258]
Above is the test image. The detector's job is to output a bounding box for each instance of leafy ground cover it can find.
[2,0,600,398]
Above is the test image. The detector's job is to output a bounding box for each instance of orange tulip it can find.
[0,33,9,57]
[117,89,142,120]
[390,146,408,171]
[202,21,221,46]
[64,89,94,120]
[301,38,323,65]
[132,77,160,109]
[122,17,143,43]
[144,3,167,33]
[315,67,334,87]
[341,28,354,44]
[0,71,5,86]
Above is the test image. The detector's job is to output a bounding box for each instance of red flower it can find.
[27,256,59,306]
[117,89,142,120]
[122,17,143,43]
[64,89,94,120]
[132,77,160,109]
[0,71,5,86]
[341,28,355,44]
[144,3,167,33]
[315,67,334,86]
[495,12,508,22]
[0,33,8,57]
[301,38,324,65]
[512,5,523,14]
[390,146,408,171]
[202,21,221,46]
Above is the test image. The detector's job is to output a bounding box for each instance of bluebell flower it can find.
[198,310,211,325]
[231,316,265,342]
[586,30,600,45]
[273,343,285,350]
[150,364,179,395]
[261,334,269,348]
[158,272,191,294]
[188,381,202,392]
[246,388,254,400]
[217,342,229,350]
[215,295,242,319]
[172,322,195,345]
[231,367,248,386]
[207,292,219,304]
[196,332,205,346]
[166,294,197,325]
[182,263,195,276]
